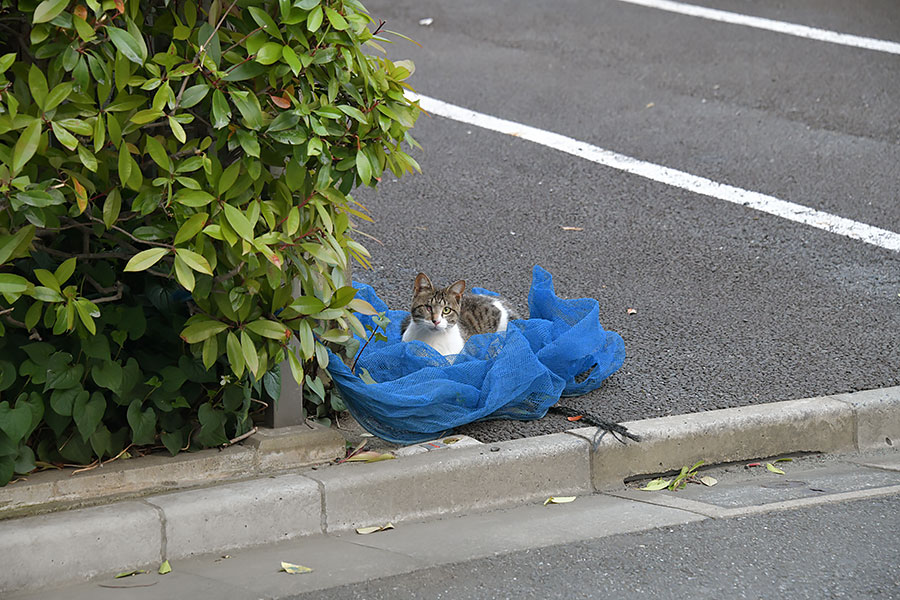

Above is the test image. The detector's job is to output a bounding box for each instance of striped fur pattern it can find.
[401,273,517,356]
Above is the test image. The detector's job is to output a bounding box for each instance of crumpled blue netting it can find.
[326,265,625,444]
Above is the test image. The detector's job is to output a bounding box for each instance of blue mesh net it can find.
[326,265,625,444]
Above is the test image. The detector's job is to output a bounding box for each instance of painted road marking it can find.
[613,0,900,55]
[407,93,900,253]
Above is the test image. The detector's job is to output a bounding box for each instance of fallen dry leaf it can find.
[343,451,396,463]
[280,561,313,574]
[699,476,718,487]
[356,522,395,535]
[566,415,583,422]
[543,496,577,505]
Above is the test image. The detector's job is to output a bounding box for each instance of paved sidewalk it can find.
[2,386,899,596]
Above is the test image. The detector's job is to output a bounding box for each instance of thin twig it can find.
[349,324,381,372]
[214,260,244,283]
[71,443,135,475]
[222,426,258,447]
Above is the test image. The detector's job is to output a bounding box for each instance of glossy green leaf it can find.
[173,253,195,291]
[123,248,170,272]
[282,45,303,76]
[175,248,213,275]
[246,319,289,339]
[0,274,30,294]
[12,120,42,175]
[211,89,231,129]
[168,116,186,143]
[324,7,348,30]
[222,203,254,241]
[248,6,283,41]
[108,27,144,65]
[307,6,323,31]
[0,225,36,266]
[51,122,79,151]
[174,189,215,207]
[174,213,208,245]
[355,150,372,185]
[240,330,259,376]
[226,332,245,378]
[181,319,229,344]
[32,0,69,24]
[255,42,283,65]
[77,145,98,172]
[218,161,240,195]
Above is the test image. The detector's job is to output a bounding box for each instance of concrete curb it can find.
[1,386,898,595]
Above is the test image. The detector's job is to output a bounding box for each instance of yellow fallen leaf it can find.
[158,560,172,575]
[356,522,395,535]
[766,463,785,475]
[344,451,396,463]
[543,496,577,505]
[280,561,313,574]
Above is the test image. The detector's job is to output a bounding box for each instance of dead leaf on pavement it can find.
[766,463,785,475]
[343,451,396,463]
[356,522,395,535]
[543,496,577,505]
[280,561,313,574]
[699,476,718,487]
[158,560,172,575]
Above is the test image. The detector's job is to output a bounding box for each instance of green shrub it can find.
[0,0,420,485]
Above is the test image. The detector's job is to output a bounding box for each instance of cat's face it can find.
[409,273,466,331]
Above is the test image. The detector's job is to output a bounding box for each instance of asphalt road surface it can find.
[347,0,900,441]
[289,495,900,600]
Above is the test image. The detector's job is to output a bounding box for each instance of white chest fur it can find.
[402,320,466,356]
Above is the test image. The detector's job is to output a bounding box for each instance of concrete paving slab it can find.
[146,474,322,559]
[570,395,856,490]
[10,571,255,600]
[307,432,592,531]
[831,386,900,450]
[339,493,707,566]
[0,501,162,595]
[176,534,430,597]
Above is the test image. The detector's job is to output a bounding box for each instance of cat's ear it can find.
[413,273,433,295]
[448,280,466,300]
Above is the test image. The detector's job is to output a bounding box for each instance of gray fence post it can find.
[265,279,306,428]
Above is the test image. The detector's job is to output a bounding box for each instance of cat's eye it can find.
[442,307,452,315]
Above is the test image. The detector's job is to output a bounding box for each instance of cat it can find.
[400,273,519,356]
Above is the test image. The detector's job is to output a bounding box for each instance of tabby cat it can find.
[400,273,519,356]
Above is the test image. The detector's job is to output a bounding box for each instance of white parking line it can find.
[408,93,900,253]
[613,0,900,55]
